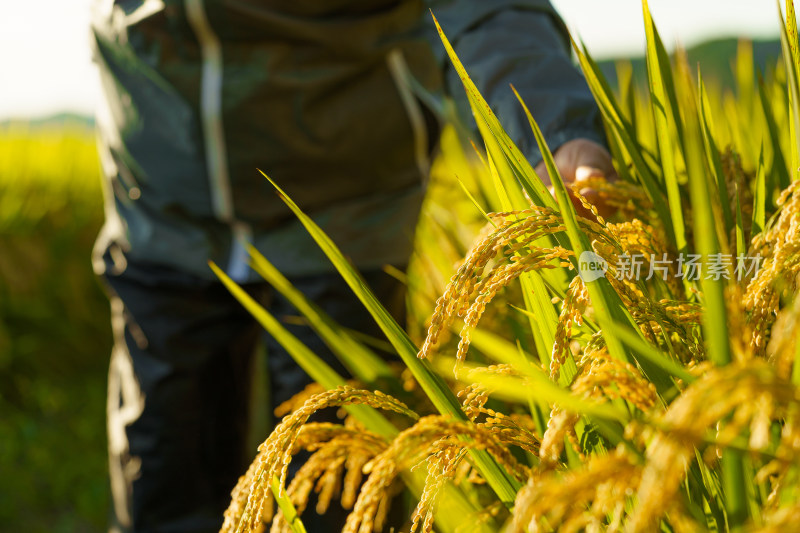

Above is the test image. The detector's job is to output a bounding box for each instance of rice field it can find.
[4,3,800,532]
[216,4,800,533]
[0,122,111,531]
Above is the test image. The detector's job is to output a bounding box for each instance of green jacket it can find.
[91,0,603,282]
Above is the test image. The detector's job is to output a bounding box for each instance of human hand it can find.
[533,138,617,219]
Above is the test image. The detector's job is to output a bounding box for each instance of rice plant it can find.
[216,2,800,531]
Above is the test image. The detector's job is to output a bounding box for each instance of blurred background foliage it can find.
[0,122,111,532]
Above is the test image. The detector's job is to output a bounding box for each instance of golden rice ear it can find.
[743,180,800,358]
[512,450,644,533]
[629,361,800,531]
[222,386,415,531]
[551,276,591,382]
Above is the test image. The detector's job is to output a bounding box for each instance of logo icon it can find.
[578,251,608,282]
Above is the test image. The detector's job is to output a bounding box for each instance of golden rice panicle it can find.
[603,219,683,300]
[541,348,656,469]
[538,407,581,468]
[345,417,454,533]
[343,417,484,533]
[570,176,655,225]
[419,208,567,360]
[285,446,341,516]
[222,387,414,531]
[281,424,384,525]
[268,387,414,491]
[348,415,534,533]
[457,364,522,421]
[341,446,374,511]
[410,447,464,533]
[607,219,667,263]
[412,417,531,482]
[221,459,272,533]
[419,221,509,359]
[512,449,642,533]
[570,178,609,226]
[608,181,656,223]
[550,276,589,381]
[572,350,658,414]
[480,410,540,456]
[458,368,540,454]
[270,444,350,533]
[454,246,572,374]
[313,454,344,515]
[458,383,489,421]
[343,455,398,533]
[422,423,531,496]
[628,361,800,532]
[745,180,800,356]
[588,219,701,358]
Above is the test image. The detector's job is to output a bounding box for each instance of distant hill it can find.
[0,112,94,130]
[596,37,782,91]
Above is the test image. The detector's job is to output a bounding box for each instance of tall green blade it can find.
[643,0,688,253]
[259,171,523,504]
[210,263,495,533]
[246,246,394,384]
[758,72,792,192]
[682,84,748,526]
[572,40,677,249]
[431,14,559,214]
[735,40,758,166]
[612,61,636,184]
[779,0,800,178]
[753,146,767,237]
[617,60,639,136]
[699,74,734,241]
[513,88,674,394]
[271,476,308,533]
[436,17,570,385]
[210,262,401,437]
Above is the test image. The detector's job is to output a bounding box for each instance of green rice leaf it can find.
[643,0,688,253]
[753,146,767,237]
[246,245,394,384]
[210,261,403,437]
[758,71,791,192]
[699,74,734,240]
[210,262,495,532]
[432,13,574,218]
[681,79,748,526]
[779,0,800,178]
[456,176,496,227]
[259,170,523,504]
[571,39,677,248]
[512,87,674,394]
[271,476,308,533]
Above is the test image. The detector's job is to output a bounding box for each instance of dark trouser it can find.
[103,257,406,533]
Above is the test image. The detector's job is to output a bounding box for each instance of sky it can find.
[0,1,790,120]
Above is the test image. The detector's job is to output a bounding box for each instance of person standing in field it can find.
[90,1,615,531]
